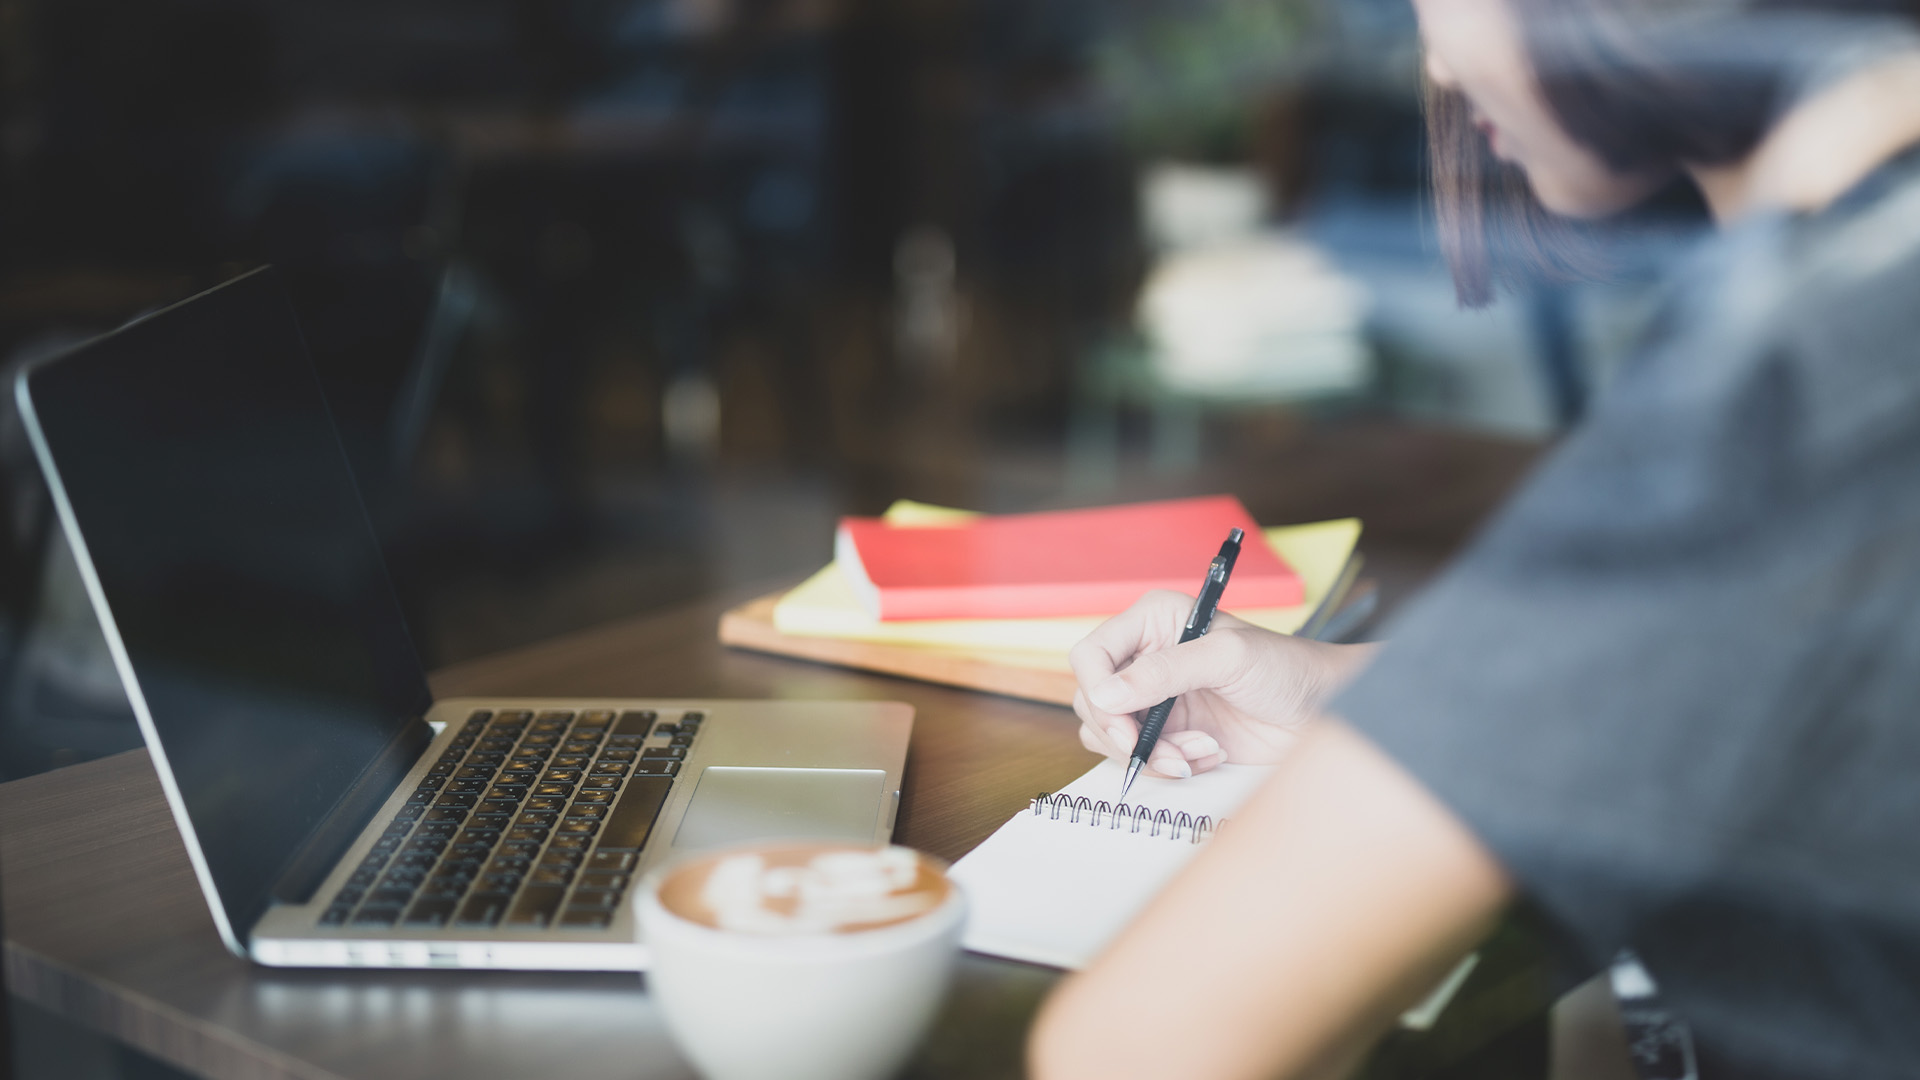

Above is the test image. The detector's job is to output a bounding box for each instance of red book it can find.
[833,495,1302,621]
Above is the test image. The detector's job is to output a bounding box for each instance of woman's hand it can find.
[1067,590,1376,778]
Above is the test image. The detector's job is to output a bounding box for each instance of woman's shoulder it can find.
[1603,145,1920,478]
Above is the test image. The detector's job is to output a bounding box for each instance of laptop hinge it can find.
[268,716,434,906]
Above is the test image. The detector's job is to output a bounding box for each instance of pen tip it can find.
[1120,758,1142,800]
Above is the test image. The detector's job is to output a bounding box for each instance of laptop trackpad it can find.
[671,767,887,850]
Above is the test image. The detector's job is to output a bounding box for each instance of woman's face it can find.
[1414,0,1667,217]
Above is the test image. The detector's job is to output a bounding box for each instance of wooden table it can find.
[0,586,1095,1080]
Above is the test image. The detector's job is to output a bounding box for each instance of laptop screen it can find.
[18,269,433,944]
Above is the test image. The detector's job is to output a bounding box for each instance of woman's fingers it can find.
[1088,628,1257,715]
[1072,689,1138,756]
[1068,591,1197,692]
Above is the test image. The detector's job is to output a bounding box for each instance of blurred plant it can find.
[1094,0,1320,160]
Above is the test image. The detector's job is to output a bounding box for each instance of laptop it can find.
[13,268,912,970]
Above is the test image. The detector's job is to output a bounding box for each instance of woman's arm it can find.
[1029,720,1512,1080]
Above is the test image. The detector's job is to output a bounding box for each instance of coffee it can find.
[658,843,952,936]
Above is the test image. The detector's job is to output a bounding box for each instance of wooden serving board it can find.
[718,591,1080,707]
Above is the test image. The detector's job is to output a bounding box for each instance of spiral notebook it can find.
[950,757,1479,1030]
[950,758,1270,970]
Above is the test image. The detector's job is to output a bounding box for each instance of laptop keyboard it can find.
[317,707,701,932]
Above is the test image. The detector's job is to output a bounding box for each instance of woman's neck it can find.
[1686,52,1920,223]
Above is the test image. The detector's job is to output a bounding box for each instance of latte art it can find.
[661,844,950,935]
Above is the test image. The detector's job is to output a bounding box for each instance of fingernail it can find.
[1186,733,1220,759]
[1091,677,1128,712]
[1159,757,1191,779]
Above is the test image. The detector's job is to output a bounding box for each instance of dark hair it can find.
[1430,0,1920,307]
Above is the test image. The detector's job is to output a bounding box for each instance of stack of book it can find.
[719,496,1370,705]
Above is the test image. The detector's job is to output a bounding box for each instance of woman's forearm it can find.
[1028,720,1510,1080]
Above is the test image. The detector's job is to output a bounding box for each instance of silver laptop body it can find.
[16,269,911,970]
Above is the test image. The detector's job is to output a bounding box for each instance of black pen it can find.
[1121,527,1244,799]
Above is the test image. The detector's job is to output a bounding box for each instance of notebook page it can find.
[950,759,1273,969]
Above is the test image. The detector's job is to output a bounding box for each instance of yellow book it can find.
[773,503,1360,656]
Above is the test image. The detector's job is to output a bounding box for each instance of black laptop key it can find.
[582,776,622,790]
[559,909,613,929]
[517,811,557,828]
[392,852,438,872]
[505,826,549,844]
[465,710,493,728]
[598,748,636,762]
[404,900,456,927]
[481,872,524,894]
[351,905,403,927]
[539,845,585,866]
[497,839,543,859]
[597,777,673,852]
[320,904,354,926]
[615,710,655,735]
[424,807,468,824]
[570,888,618,910]
[529,867,572,887]
[526,796,566,812]
[455,893,512,927]
[578,870,628,891]
[553,755,591,770]
[478,736,516,752]
[592,761,631,775]
[402,838,448,857]
[634,759,680,777]
[414,822,458,840]
[546,833,590,853]
[669,733,695,748]
[641,747,683,761]
[607,734,644,749]
[369,886,417,907]
[587,850,635,872]
[406,789,433,806]
[468,751,506,767]
[417,881,466,904]
[566,803,608,821]
[680,710,705,726]
[496,710,533,724]
[435,792,478,808]
[457,827,501,845]
[534,782,574,799]
[445,778,487,795]
[573,789,612,804]
[394,805,425,822]
[334,885,366,906]
[505,886,567,927]
[577,709,615,727]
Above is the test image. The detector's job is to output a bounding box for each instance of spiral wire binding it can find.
[1029,793,1216,844]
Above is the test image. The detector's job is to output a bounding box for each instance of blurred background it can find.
[0,0,1710,781]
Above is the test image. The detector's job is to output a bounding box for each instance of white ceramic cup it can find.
[637,844,968,1080]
